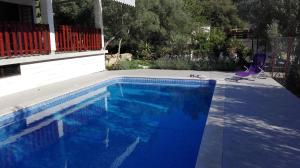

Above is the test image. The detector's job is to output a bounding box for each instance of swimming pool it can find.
[0,77,215,168]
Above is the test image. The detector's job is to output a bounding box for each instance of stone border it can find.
[195,83,225,168]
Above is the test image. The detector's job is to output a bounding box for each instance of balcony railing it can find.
[0,23,50,58]
[55,25,102,52]
[0,24,102,58]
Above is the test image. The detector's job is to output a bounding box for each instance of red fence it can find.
[0,23,50,57]
[55,25,102,52]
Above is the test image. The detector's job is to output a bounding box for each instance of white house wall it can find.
[0,55,105,97]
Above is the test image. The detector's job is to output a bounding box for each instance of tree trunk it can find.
[117,38,123,60]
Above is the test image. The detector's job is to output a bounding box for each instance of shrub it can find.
[137,42,153,60]
[191,28,226,58]
[108,55,239,71]
[154,56,193,70]
[192,59,212,71]
[287,65,300,97]
[213,59,237,71]
[107,60,154,70]
[153,56,238,71]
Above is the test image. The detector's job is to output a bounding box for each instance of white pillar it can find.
[31,0,37,24]
[94,0,105,49]
[40,0,56,53]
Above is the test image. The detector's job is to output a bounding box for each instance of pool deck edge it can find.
[195,83,225,168]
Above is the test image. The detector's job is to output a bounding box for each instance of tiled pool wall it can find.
[0,77,216,128]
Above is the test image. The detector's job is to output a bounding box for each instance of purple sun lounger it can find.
[229,53,267,81]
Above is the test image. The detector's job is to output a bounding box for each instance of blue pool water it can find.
[0,78,215,168]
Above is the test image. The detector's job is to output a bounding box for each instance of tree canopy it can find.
[52,0,299,59]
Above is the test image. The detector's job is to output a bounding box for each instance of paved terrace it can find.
[0,70,299,168]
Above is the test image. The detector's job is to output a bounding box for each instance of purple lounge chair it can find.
[228,53,266,81]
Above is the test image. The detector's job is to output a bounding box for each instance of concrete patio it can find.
[0,69,299,168]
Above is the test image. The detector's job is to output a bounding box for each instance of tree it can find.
[234,0,300,38]
[52,0,246,60]
[102,0,134,56]
[201,0,245,29]
[183,0,245,59]
[123,0,194,59]
[53,0,94,26]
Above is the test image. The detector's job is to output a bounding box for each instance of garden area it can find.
[53,0,300,96]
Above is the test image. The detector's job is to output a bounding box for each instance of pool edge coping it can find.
[195,82,225,168]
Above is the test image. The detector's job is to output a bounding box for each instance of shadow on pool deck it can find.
[218,83,300,168]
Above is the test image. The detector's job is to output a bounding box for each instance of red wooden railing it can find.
[55,25,102,52]
[0,23,50,57]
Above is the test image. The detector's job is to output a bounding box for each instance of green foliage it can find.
[107,60,154,70]
[234,0,300,38]
[102,0,135,52]
[101,0,246,60]
[136,42,153,60]
[53,0,94,26]
[153,56,237,71]
[213,59,237,71]
[183,0,206,24]
[154,56,193,70]
[130,0,193,58]
[201,0,245,29]
[191,28,226,58]
[183,0,244,29]
[53,0,246,61]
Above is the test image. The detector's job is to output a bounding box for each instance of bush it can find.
[213,59,238,71]
[154,56,193,70]
[191,28,226,58]
[107,55,239,71]
[287,65,300,97]
[152,56,238,71]
[107,60,154,70]
[137,42,153,60]
[192,59,212,71]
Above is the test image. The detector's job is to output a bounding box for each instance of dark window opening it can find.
[0,64,21,78]
[0,1,34,24]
